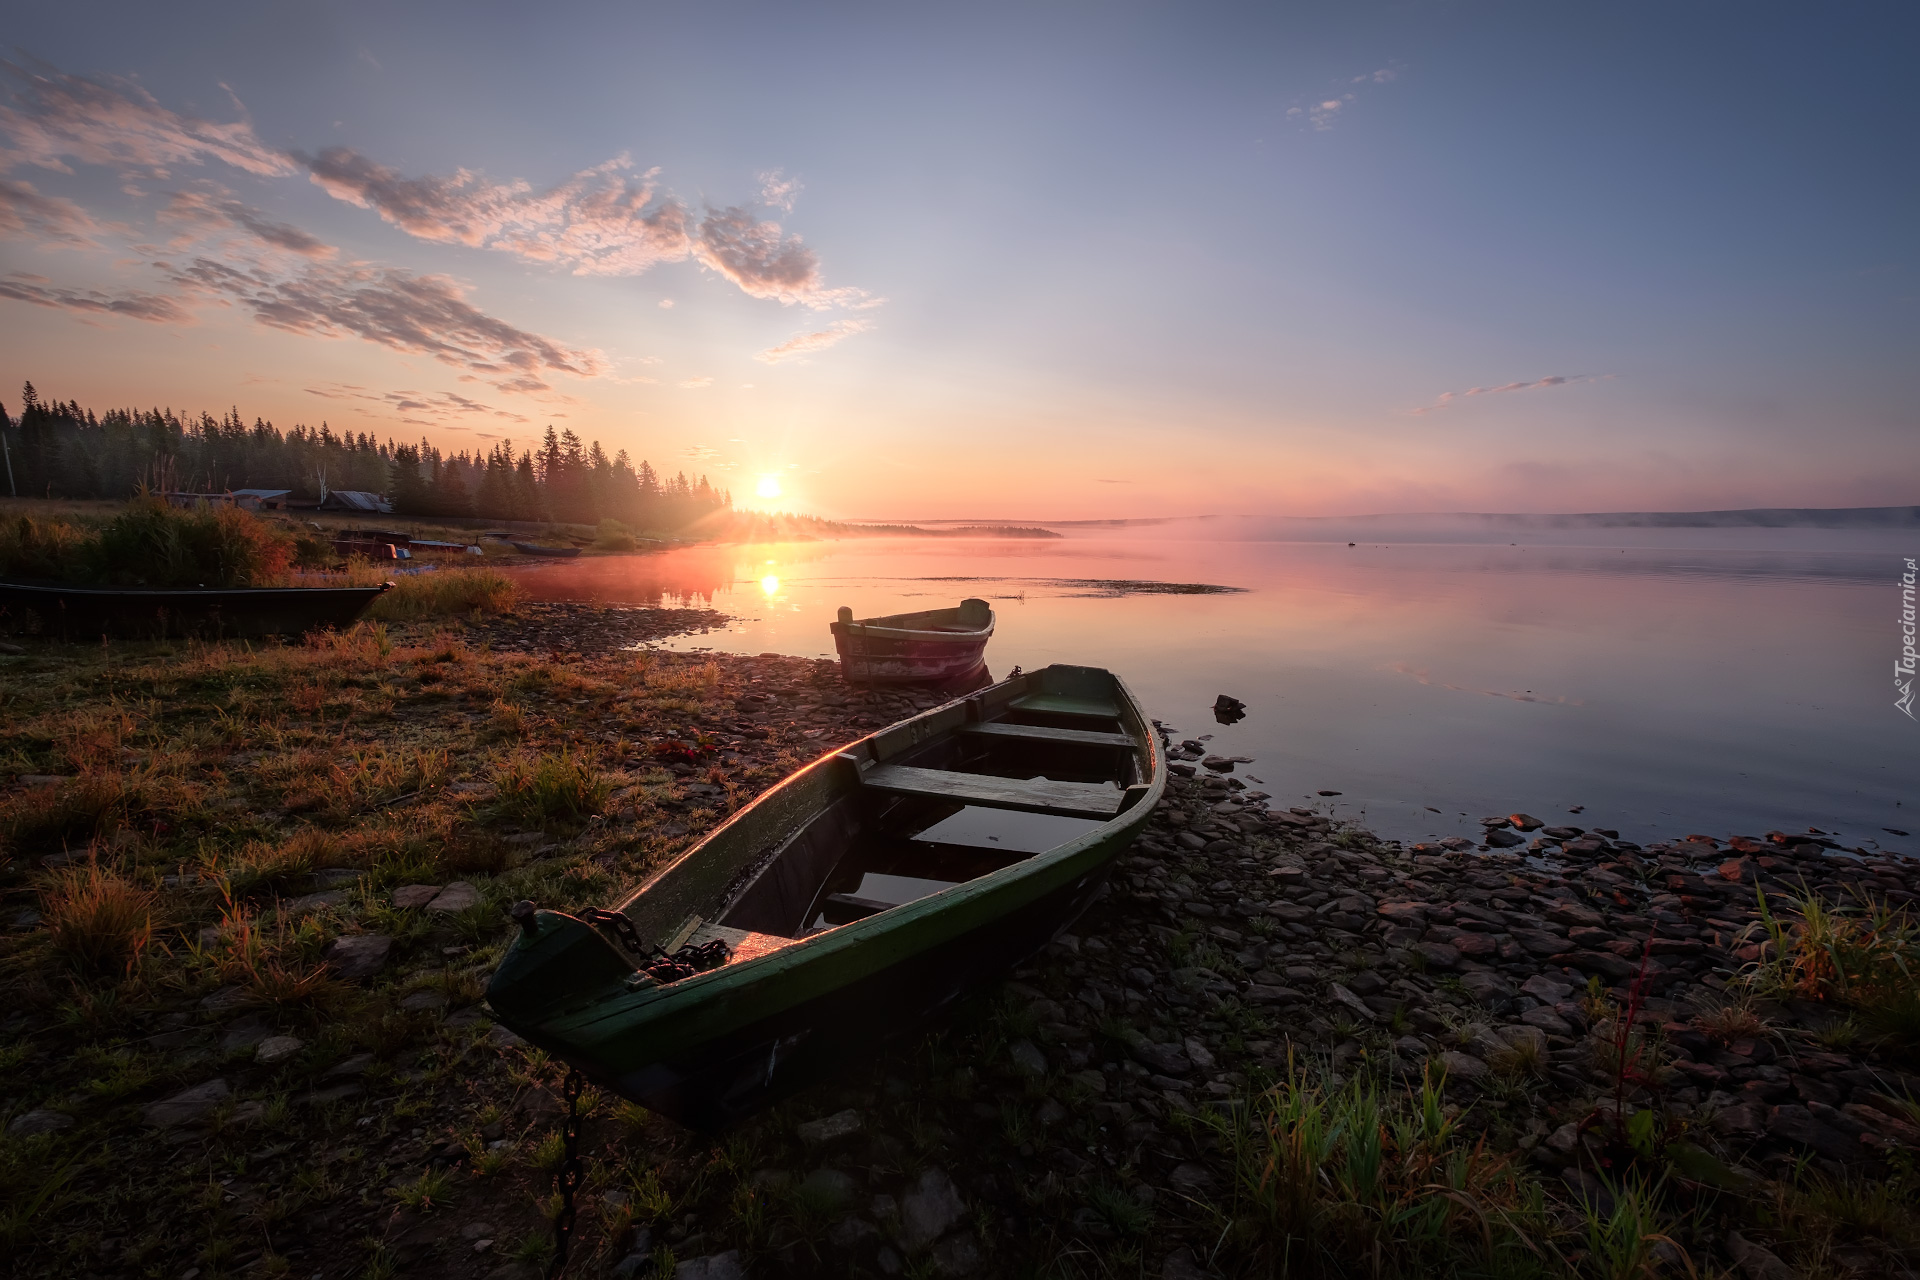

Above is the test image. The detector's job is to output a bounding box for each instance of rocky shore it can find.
[2,617,1916,1279]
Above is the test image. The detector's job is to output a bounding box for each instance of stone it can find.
[1415,941,1462,969]
[1519,1006,1574,1036]
[400,990,449,1014]
[932,1233,982,1275]
[1460,971,1515,1004]
[1438,1051,1490,1084]
[220,1018,272,1053]
[1485,829,1524,849]
[1709,1101,1765,1139]
[1328,983,1378,1023]
[673,1251,745,1280]
[798,1109,864,1146]
[1726,1232,1798,1280]
[1509,814,1544,831]
[1168,1162,1214,1192]
[1561,950,1634,981]
[285,890,348,914]
[1544,902,1603,929]
[392,884,441,909]
[7,1108,73,1136]
[1162,1249,1206,1280]
[1767,1104,1862,1161]
[1008,1040,1048,1077]
[143,1078,230,1128]
[327,1052,375,1077]
[1182,1037,1216,1071]
[255,1035,304,1066]
[1131,1041,1192,1077]
[200,985,263,1014]
[1519,974,1573,1003]
[322,933,391,980]
[427,881,483,912]
[898,1168,965,1250]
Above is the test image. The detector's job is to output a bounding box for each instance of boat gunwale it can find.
[586,666,1161,1019]
[0,580,395,601]
[830,602,995,645]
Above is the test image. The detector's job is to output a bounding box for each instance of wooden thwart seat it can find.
[862,764,1123,819]
[961,722,1134,750]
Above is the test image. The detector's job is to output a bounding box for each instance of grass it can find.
[367,567,520,621]
[494,750,610,827]
[1204,1060,1559,1278]
[1745,883,1920,1050]
[41,860,156,976]
[1,497,295,589]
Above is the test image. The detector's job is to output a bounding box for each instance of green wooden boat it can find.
[486,663,1165,1130]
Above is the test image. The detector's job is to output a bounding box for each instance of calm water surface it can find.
[502,520,1920,853]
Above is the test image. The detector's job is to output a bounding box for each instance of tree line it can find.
[0,382,732,530]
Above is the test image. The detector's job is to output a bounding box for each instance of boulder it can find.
[392,884,441,909]
[898,1168,965,1250]
[673,1251,745,1280]
[255,1035,305,1066]
[7,1108,74,1136]
[427,881,483,913]
[1438,1051,1490,1084]
[322,933,391,980]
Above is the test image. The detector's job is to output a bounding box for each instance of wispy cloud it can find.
[0,177,101,246]
[0,271,186,321]
[159,186,334,258]
[756,318,872,364]
[1288,66,1401,131]
[758,168,799,212]
[1413,373,1604,415]
[678,376,713,390]
[0,59,291,177]
[167,258,605,385]
[305,381,529,426]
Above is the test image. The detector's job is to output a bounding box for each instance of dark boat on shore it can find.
[486,663,1163,1130]
[508,541,582,558]
[831,597,995,683]
[0,581,392,639]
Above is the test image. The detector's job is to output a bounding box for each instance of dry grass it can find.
[494,750,609,828]
[41,860,155,976]
[0,774,130,858]
[1746,886,1920,1049]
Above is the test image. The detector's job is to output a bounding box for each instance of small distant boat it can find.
[486,663,1164,1129]
[508,542,582,558]
[831,597,994,684]
[0,581,392,639]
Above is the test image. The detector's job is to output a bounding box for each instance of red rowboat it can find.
[831,598,995,683]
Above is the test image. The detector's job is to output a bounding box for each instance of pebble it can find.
[797,1108,864,1146]
[255,1034,304,1065]
[143,1079,230,1128]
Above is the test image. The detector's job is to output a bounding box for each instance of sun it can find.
[755,474,782,500]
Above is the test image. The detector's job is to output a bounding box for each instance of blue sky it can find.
[2,1,1913,517]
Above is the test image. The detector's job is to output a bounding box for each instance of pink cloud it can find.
[1414,374,1603,415]
[0,59,291,178]
[168,258,605,385]
[0,177,101,246]
[755,318,873,364]
[159,187,335,258]
[0,271,186,321]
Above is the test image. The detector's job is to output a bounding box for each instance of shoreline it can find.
[1,605,1915,1277]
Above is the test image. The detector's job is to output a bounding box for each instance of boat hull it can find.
[0,581,392,639]
[604,838,1117,1129]
[486,664,1162,1130]
[831,629,991,683]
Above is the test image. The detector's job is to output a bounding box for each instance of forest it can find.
[0,382,731,530]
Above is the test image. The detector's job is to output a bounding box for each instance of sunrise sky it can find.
[1,2,1912,519]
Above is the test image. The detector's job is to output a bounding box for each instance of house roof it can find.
[320,490,393,513]
[231,488,293,499]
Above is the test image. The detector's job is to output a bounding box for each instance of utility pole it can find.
[2,427,13,498]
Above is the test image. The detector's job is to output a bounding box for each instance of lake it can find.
[500,518,1920,855]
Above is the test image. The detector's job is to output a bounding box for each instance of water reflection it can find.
[500,529,1920,854]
